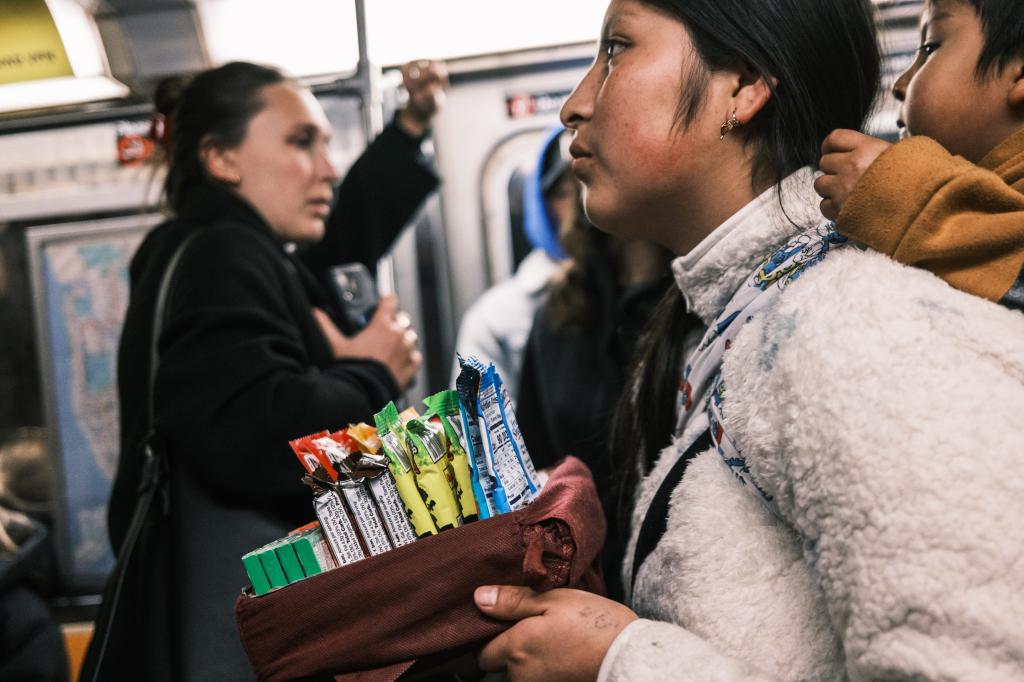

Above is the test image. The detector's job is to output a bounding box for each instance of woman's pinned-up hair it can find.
[611,0,882,515]
[163,62,288,212]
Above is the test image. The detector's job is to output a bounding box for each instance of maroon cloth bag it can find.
[234,456,606,681]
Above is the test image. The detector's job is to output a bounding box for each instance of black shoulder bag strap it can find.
[630,429,712,593]
[83,232,198,681]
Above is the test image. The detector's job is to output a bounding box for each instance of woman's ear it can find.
[1007,61,1024,113]
[731,61,776,126]
[199,135,241,185]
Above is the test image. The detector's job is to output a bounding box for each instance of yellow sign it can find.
[0,0,74,85]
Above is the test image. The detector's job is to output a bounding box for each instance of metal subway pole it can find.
[352,0,396,295]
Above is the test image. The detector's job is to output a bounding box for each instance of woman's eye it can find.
[918,41,939,57]
[289,134,316,149]
[602,39,626,61]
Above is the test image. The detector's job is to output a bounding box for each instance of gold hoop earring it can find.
[720,110,741,140]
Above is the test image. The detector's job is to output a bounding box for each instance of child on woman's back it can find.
[816,0,1024,310]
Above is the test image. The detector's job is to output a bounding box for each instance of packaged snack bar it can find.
[456,360,503,516]
[404,416,463,531]
[334,478,392,555]
[423,390,479,522]
[288,431,332,481]
[242,550,272,596]
[346,423,381,453]
[312,487,366,566]
[492,369,542,492]
[292,431,397,555]
[374,403,438,537]
[341,425,418,548]
[258,542,289,589]
[471,358,534,510]
[309,434,393,556]
[275,541,305,584]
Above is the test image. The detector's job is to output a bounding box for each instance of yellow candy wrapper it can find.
[404,417,463,531]
[374,403,437,537]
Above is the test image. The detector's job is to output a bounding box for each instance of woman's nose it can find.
[320,148,341,184]
[560,64,598,129]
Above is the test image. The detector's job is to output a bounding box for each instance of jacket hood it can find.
[521,126,568,261]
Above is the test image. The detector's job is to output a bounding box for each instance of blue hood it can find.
[522,126,568,262]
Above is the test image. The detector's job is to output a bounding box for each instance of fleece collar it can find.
[671,167,822,325]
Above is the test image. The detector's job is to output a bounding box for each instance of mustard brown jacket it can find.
[837,127,1024,311]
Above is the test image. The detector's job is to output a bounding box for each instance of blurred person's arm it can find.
[301,60,447,274]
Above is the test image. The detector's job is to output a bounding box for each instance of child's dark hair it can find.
[163,62,288,212]
[611,0,881,523]
[949,0,1024,76]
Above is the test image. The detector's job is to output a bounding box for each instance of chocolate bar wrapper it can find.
[336,479,392,556]
[313,490,365,566]
[338,424,418,547]
[366,472,418,547]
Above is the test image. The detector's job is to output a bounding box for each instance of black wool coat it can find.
[106,121,438,680]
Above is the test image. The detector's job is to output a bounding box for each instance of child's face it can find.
[894,0,1019,162]
[559,0,730,251]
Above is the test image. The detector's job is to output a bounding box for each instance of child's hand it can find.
[814,129,891,221]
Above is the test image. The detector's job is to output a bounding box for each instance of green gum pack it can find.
[275,541,304,584]
[257,541,288,589]
[242,550,272,596]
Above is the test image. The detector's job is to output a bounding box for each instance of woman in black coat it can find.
[102,61,441,680]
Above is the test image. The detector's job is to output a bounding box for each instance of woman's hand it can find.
[312,295,422,389]
[396,59,448,138]
[474,585,637,682]
[815,129,891,221]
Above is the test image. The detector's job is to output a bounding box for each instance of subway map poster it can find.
[27,215,159,591]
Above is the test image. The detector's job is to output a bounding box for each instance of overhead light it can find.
[365,0,606,66]
[196,0,360,77]
[0,0,129,114]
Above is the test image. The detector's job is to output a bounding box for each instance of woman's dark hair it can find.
[611,0,882,522]
[955,0,1024,77]
[163,62,287,212]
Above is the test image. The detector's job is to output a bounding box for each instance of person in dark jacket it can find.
[100,61,442,680]
[516,191,671,602]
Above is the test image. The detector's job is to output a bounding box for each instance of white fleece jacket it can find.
[600,170,1024,682]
